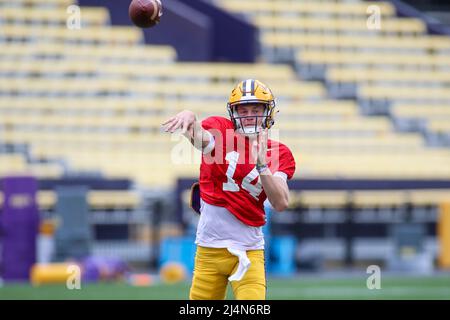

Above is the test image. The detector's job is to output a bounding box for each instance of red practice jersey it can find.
[199,116,296,227]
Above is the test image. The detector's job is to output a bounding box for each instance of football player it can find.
[162,79,296,300]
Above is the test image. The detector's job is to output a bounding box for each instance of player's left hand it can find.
[256,128,268,166]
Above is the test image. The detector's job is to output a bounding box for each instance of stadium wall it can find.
[175,0,260,62]
[78,0,259,62]
[381,0,450,35]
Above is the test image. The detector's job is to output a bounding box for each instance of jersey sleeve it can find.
[276,144,296,180]
[201,116,226,132]
[200,116,228,155]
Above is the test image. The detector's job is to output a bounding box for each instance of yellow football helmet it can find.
[227,79,276,135]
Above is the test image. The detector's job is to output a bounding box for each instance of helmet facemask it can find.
[227,101,276,136]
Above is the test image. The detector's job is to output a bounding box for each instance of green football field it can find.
[1,274,450,300]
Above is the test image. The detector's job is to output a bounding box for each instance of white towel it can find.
[227,248,251,282]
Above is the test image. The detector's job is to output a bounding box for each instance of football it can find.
[129,0,163,28]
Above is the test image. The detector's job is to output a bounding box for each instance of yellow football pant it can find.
[189,246,266,300]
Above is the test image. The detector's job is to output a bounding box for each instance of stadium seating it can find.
[0,154,28,174]
[1,0,450,273]
[0,190,140,211]
[0,0,72,7]
[255,17,426,36]
[219,1,397,17]
[0,42,176,63]
[288,189,450,208]
[296,50,450,69]
[1,0,450,189]
[327,68,450,85]
[0,6,109,26]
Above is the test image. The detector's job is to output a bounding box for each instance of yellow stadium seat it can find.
[0,154,28,175]
[219,1,396,17]
[1,25,143,45]
[428,119,450,133]
[24,190,141,210]
[327,67,450,84]
[359,84,450,102]
[254,16,425,36]
[353,191,407,207]
[0,7,109,26]
[410,190,450,206]
[297,49,450,68]
[392,104,450,119]
[297,191,348,207]
[263,33,450,52]
[0,0,73,7]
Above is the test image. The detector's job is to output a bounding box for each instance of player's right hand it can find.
[162,110,196,134]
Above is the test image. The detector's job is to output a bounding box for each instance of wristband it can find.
[256,163,269,174]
